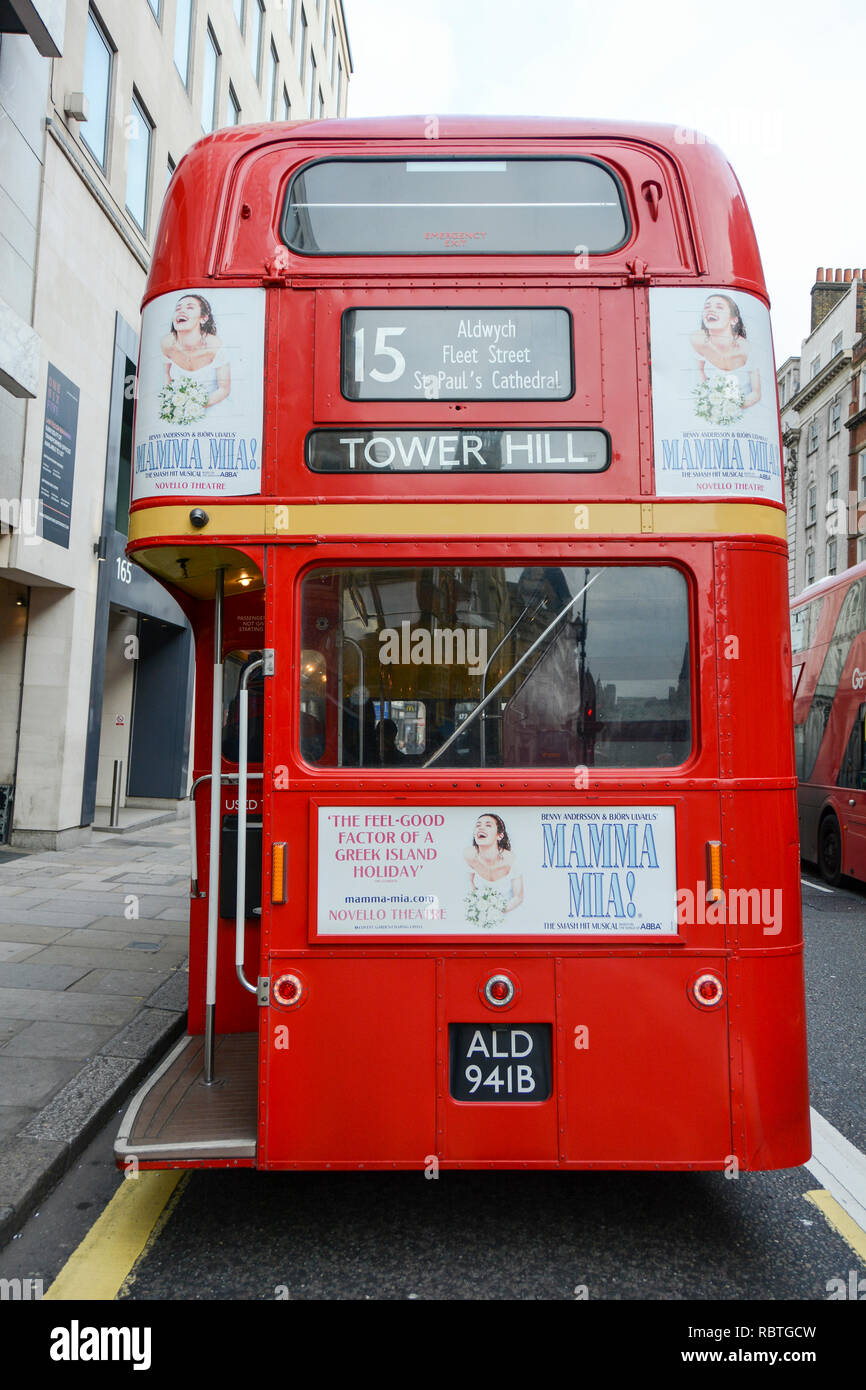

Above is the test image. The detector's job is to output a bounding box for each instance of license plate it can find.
[449,1023,552,1102]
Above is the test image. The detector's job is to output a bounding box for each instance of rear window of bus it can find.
[299,563,691,770]
[281,157,630,256]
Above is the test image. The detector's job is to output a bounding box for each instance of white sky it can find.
[343,0,866,364]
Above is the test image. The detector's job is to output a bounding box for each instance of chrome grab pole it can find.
[235,659,263,996]
[423,573,601,769]
[204,569,224,1085]
[189,772,263,898]
[477,599,544,768]
[343,636,365,766]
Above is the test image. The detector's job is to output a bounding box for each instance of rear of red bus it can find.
[792,561,866,883]
[118,117,810,1172]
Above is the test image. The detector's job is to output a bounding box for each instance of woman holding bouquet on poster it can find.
[690,293,760,425]
[464,812,524,929]
[159,294,231,425]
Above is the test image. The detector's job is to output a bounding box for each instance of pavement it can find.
[0,816,190,1247]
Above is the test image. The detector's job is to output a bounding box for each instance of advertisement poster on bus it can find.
[315,804,678,936]
[649,287,783,503]
[132,287,265,499]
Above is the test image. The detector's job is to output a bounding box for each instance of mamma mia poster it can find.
[132,287,265,500]
[315,804,678,937]
[650,286,783,503]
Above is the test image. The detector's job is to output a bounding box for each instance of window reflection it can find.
[299,565,691,770]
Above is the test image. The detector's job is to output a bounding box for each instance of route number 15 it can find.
[352,326,407,384]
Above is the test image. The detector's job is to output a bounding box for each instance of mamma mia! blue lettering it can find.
[541,819,659,921]
[135,435,259,475]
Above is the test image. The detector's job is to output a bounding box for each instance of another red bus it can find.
[792,560,866,884]
[116,116,810,1172]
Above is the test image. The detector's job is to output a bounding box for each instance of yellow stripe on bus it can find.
[128,500,787,542]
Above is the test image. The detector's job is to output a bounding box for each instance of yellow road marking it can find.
[805,1189,866,1265]
[44,1171,187,1301]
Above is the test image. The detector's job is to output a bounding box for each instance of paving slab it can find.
[0,962,92,991]
[0,925,72,945]
[34,943,188,972]
[0,819,191,1246]
[0,1019,31,1047]
[1,1021,117,1059]
[0,1107,36,1142]
[0,943,43,964]
[145,971,190,1013]
[0,1057,82,1107]
[126,896,191,918]
[68,968,173,998]
[0,986,142,1026]
[0,907,102,929]
[101,1008,185,1060]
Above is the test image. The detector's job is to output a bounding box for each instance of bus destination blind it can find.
[341,308,573,401]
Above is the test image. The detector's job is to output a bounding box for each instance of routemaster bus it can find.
[792,559,866,885]
[116,116,810,1173]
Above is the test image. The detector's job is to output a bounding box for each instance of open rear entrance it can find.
[115,1034,258,1165]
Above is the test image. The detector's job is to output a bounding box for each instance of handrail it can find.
[204,569,224,1085]
[189,771,263,898]
[343,635,365,767]
[235,659,264,996]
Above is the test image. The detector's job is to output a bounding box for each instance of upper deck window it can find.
[281,157,629,256]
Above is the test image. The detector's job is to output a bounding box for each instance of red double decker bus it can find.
[792,560,866,884]
[116,116,810,1172]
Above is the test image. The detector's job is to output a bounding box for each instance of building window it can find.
[125,91,153,232]
[282,85,291,121]
[859,534,866,564]
[330,17,337,80]
[146,0,161,21]
[860,370,866,413]
[81,8,113,169]
[829,398,841,435]
[806,548,815,584]
[827,538,837,576]
[807,485,817,526]
[860,451,866,499]
[167,154,176,188]
[227,83,241,125]
[299,6,307,78]
[779,378,786,406]
[336,54,343,111]
[810,355,821,379]
[268,40,278,119]
[233,0,245,31]
[308,52,317,115]
[806,421,819,454]
[201,25,220,134]
[174,0,193,87]
[831,332,843,358]
[829,468,839,500]
[317,85,324,118]
[321,0,328,40]
[251,0,264,82]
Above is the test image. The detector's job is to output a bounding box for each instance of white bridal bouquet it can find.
[158,378,210,425]
[464,883,508,930]
[692,375,745,426]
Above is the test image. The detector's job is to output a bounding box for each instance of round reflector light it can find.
[692,972,724,1008]
[273,973,303,1007]
[484,974,515,1008]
